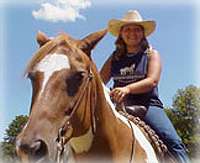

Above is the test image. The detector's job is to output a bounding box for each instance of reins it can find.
[118,103,136,163]
[55,66,95,163]
[55,66,137,163]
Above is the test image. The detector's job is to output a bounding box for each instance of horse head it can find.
[16,29,107,163]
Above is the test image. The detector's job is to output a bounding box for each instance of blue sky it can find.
[0,0,200,141]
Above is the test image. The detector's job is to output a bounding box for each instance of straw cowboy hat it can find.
[108,10,156,37]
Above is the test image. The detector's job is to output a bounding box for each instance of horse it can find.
[16,29,166,163]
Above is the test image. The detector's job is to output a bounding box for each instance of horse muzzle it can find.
[16,138,49,163]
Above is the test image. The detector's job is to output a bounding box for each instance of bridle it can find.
[54,66,136,163]
[55,66,96,163]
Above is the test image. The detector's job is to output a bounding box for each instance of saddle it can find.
[116,103,148,119]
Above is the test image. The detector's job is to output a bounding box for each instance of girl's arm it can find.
[100,56,112,84]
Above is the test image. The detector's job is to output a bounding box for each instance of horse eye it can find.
[66,71,85,96]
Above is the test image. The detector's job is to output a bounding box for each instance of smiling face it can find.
[120,23,144,49]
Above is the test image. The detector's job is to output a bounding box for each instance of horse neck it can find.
[69,68,135,162]
[68,71,118,158]
[95,82,115,129]
[93,73,131,140]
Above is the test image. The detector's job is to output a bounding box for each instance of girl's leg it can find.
[144,105,190,163]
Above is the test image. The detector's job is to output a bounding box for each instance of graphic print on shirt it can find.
[111,53,148,86]
[120,63,135,76]
[113,62,145,85]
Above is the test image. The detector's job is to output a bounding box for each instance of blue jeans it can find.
[144,105,190,163]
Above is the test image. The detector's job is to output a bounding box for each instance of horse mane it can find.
[24,34,73,77]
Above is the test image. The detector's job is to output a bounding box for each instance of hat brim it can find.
[108,19,156,37]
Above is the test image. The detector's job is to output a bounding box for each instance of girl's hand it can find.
[110,87,130,104]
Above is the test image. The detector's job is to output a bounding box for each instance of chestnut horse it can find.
[16,30,159,163]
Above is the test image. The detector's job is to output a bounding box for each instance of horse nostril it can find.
[17,139,48,161]
[31,140,48,159]
[31,140,42,153]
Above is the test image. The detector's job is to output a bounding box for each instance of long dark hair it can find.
[111,25,150,61]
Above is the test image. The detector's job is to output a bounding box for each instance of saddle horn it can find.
[78,29,107,57]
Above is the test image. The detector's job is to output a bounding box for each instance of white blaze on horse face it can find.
[102,83,158,163]
[34,53,70,96]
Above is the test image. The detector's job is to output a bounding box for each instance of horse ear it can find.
[36,31,51,47]
[78,29,107,57]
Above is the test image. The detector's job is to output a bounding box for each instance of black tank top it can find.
[111,51,163,108]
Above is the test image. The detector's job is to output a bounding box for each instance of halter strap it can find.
[55,67,137,163]
[55,66,96,163]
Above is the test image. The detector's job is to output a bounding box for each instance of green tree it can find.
[165,85,200,158]
[1,115,28,162]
